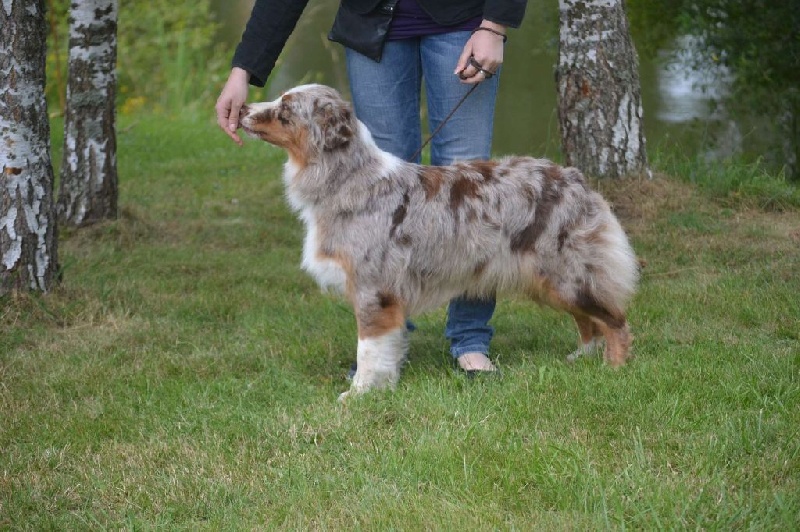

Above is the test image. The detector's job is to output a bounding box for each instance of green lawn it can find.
[1,114,798,529]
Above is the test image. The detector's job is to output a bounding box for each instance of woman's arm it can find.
[232,0,312,87]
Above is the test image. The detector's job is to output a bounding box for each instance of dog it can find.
[240,84,639,398]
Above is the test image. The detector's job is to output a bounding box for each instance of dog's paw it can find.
[338,387,363,402]
[566,339,603,363]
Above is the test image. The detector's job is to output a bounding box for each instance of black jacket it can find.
[233,0,528,87]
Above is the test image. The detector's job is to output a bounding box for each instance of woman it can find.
[216,0,528,375]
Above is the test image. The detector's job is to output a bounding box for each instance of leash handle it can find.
[408,83,480,162]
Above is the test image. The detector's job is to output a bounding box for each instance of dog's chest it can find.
[299,211,348,293]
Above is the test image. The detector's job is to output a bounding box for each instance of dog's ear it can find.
[314,99,354,151]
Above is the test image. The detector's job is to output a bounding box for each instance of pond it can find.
[214,0,734,162]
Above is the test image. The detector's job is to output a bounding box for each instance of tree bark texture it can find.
[1,0,60,295]
[557,0,648,178]
[779,91,798,181]
[57,0,118,226]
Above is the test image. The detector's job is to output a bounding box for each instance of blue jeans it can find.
[346,33,498,358]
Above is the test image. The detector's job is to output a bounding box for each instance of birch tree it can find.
[1,0,60,295]
[57,0,119,226]
[557,0,648,178]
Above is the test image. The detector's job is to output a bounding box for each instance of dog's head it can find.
[240,84,356,164]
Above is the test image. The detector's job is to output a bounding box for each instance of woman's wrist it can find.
[231,67,251,83]
[479,20,507,36]
[474,20,508,42]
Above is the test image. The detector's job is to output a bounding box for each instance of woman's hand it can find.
[215,67,251,145]
[455,20,507,84]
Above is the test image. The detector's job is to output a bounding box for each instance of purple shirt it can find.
[387,0,483,40]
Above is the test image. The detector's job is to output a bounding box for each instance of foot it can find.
[457,352,497,372]
[566,338,603,363]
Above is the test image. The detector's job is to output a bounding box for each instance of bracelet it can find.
[472,26,508,43]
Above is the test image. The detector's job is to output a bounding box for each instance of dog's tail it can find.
[583,205,639,319]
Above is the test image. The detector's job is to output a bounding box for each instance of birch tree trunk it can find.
[1,0,60,295]
[557,0,648,179]
[779,91,798,181]
[57,0,119,226]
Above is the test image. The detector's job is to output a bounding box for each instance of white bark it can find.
[1,0,59,294]
[557,0,649,178]
[57,0,118,226]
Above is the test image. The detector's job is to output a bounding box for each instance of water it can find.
[216,0,731,161]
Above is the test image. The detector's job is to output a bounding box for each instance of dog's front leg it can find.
[346,327,407,396]
[566,314,604,362]
[340,292,408,400]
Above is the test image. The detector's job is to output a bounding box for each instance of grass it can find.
[1,113,799,529]
[650,145,800,212]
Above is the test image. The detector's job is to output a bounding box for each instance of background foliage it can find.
[680,0,800,180]
[626,0,800,180]
[46,0,227,115]
[44,0,800,177]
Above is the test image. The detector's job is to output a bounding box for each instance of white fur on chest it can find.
[299,210,348,293]
[283,162,347,292]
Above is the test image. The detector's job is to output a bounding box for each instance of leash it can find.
[408,82,480,162]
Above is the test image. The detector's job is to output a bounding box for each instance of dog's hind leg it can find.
[566,314,603,363]
[595,319,632,367]
[340,291,408,400]
[573,290,632,367]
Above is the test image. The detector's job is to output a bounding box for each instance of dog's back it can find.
[308,152,637,320]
